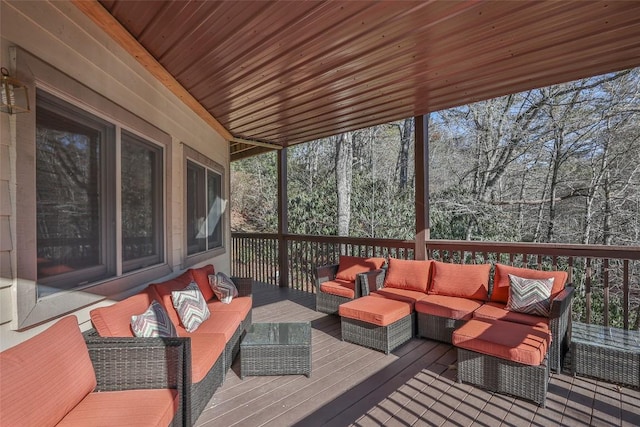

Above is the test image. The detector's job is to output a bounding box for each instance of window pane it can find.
[36,109,103,283]
[121,133,163,270]
[207,170,223,249]
[187,161,207,255]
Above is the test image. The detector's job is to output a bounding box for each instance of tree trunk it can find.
[336,132,353,236]
[395,118,413,191]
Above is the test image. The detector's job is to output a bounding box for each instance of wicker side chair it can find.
[315,256,386,314]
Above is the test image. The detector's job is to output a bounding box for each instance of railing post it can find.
[277,147,289,288]
[415,114,430,260]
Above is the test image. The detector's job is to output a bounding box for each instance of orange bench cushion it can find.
[428,261,491,301]
[57,389,179,427]
[180,310,242,340]
[0,316,97,427]
[374,287,427,309]
[188,334,226,383]
[191,264,216,301]
[384,258,432,292]
[415,294,483,321]
[152,278,198,329]
[90,286,162,337]
[335,256,386,282]
[208,295,253,319]
[491,263,567,303]
[339,295,411,327]
[320,279,357,299]
[473,302,550,329]
[452,319,550,366]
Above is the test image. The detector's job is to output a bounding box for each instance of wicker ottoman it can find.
[453,319,551,406]
[339,295,414,354]
[571,322,640,388]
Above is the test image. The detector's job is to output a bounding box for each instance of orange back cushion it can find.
[383,258,432,292]
[0,316,97,427]
[335,256,386,282]
[90,286,161,337]
[491,263,568,303]
[151,278,193,329]
[428,261,491,301]
[191,264,215,301]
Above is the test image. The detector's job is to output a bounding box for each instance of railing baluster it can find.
[586,257,592,324]
[623,259,629,330]
[603,258,609,327]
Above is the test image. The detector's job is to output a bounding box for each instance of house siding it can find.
[0,0,231,350]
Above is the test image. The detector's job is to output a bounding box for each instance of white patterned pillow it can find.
[131,300,177,337]
[208,272,238,304]
[171,281,210,332]
[506,274,554,317]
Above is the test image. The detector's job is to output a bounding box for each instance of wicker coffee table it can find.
[240,322,312,378]
[571,322,639,388]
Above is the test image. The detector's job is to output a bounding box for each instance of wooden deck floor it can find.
[195,283,640,427]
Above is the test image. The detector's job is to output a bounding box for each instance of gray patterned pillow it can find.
[131,300,178,337]
[171,281,210,332]
[208,272,238,304]
[506,274,554,317]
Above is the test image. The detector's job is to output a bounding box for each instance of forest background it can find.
[231,68,640,328]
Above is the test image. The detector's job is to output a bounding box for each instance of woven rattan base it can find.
[417,312,467,344]
[341,313,414,355]
[316,292,351,314]
[457,347,549,407]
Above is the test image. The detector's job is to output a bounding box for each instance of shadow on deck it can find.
[195,282,640,427]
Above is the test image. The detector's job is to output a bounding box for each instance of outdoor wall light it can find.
[1,67,30,114]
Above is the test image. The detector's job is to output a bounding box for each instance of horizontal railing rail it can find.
[231,232,640,330]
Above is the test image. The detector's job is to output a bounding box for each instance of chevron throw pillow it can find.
[208,272,238,304]
[171,281,210,332]
[131,300,178,337]
[506,274,554,317]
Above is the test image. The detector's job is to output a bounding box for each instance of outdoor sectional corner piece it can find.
[0,315,186,427]
[87,264,253,426]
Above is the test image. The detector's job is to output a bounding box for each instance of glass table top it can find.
[241,322,311,346]
[572,322,640,351]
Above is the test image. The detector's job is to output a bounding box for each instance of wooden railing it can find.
[231,232,640,330]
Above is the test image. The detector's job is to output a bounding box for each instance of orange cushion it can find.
[207,296,253,319]
[180,310,242,341]
[57,389,178,427]
[335,256,386,282]
[0,316,97,427]
[473,302,550,329]
[339,295,411,326]
[491,263,568,303]
[415,294,483,320]
[452,319,550,366]
[91,287,162,337]
[152,279,193,328]
[374,288,427,309]
[188,334,226,383]
[429,261,490,301]
[191,264,215,301]
[320,279,357,299]
[384,258,432,292]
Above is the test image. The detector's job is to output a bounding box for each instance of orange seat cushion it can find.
[473,302,550,329]
[320,279,357,298]
[452,319,550,366]
[335,256,386,281]
[188,334,226,383]
[0,316,97,427]
[207,295,253,319]
[491,263,568,303]
[415,294,483,321]
[429,261,491,301]
[383,258,432,292]
[374,287,427,308]
[57,389,179,427]
[339,295,412,326]
[90,286,162,337]
[180,310,242,340]
[191,264,215,301]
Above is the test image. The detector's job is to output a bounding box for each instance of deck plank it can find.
[194,283,640,427]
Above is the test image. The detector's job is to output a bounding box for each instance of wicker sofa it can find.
[360,259,574,373]
[1,315,186,427]
[87,265,253,426]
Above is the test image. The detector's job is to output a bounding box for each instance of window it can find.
[186,159,223,257]
[35,90,164,296]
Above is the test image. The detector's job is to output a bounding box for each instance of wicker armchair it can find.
[315,263,355,314]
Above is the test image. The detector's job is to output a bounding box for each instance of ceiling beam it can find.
[229,137,283,150]
[71,0,233,140]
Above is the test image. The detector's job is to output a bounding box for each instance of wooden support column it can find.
[415,114,430,260]
[277,148,289,287]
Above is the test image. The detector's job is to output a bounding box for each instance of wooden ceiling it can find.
[77,1,640,160]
